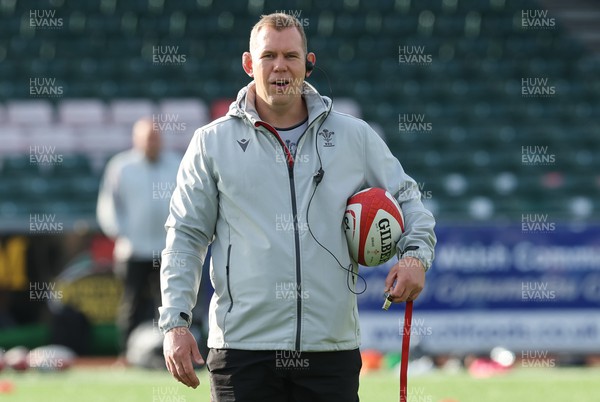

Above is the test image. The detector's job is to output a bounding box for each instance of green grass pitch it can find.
[1,366,599,401]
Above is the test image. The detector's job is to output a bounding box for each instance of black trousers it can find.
[115,259,161,352]
[207,348,361,402]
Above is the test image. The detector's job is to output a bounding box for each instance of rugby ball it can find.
[343,188,404,266]
[4,346,29,371]
[27,345,75,371]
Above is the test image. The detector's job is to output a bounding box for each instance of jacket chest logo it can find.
[237,138,250,152]
[318,129,335,147]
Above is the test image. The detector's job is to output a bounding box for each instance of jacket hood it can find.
[226,81,332,127]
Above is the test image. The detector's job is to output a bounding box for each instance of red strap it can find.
[400,300,413,402]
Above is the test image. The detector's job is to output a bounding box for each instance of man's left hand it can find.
[384,257,425,303]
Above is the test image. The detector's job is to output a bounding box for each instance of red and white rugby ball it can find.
[4,346,29,372]
[28,345,75,371]
[343,188,404,266]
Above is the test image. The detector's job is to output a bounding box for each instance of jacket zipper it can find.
[288,167,302,351]
[255,113,327,351]
[225,244,233,312]
[256,122,302,350]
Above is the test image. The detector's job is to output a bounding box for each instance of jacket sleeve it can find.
[158,130,219,333]
[362,121,437,271]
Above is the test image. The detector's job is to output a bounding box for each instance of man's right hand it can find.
[163,326,205,388]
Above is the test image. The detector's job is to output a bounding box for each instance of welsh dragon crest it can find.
[318,129,335,147]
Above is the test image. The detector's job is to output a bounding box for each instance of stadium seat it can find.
[332,98,362,118]
[28,125,78,155]
[568,196,594,219]
[76,124,132,157]
[0,155,40,177]
[435,15,465,36]
[58,99,108,125]
[108,99,156,125]
[6,100,54,125]
[443,172,469,197]
[0,125,27,155]
[49,154,94,177]
[468,196,495,221]
[158,98,210,128]
[493,171,518,196]
[382,15,418,35]
[439,196,472,221]
[162,130,195,154]
[335,14,365,36]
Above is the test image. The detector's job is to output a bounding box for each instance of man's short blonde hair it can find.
[249,13,308,55]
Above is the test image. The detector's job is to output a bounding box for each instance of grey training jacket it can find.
[159,82,436,351]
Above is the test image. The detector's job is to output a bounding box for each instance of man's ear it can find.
[305,52,316,78]
[242,52,253,77]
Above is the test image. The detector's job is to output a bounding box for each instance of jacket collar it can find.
[227,81,332,129]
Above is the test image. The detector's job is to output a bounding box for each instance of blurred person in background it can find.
[97,118,181,354]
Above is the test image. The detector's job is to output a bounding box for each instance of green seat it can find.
[1,155,40,177]
[49,155,93,177]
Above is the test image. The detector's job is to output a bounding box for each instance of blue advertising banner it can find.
[358,224,600,353]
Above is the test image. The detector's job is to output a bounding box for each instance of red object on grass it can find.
[400,300,413,402]
[360,349,384,373]
[468,358,511,378]
[0,380,14,393]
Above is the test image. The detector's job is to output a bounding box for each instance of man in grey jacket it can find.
[160,13,436,401]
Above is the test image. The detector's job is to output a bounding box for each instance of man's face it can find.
[133,120,161,162]
[247,26,306,109]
